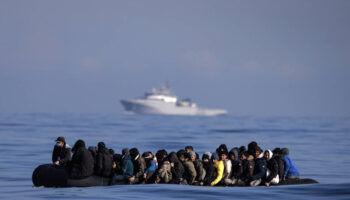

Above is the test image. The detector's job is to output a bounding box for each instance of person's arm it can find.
[211,161,224,186]
[252,160,267,180]
[59,148,72,165]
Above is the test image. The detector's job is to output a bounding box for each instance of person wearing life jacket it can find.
[69,139,94,179]
[264,149,279,186]
[282,148,300,180]
[129,148,146,184]
[52,136,71,167]
[249,146,267,186]
[210,153,224,186]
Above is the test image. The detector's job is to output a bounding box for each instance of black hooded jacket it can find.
[169,152,185,184]
[69,140,94,179]
[202,160,214,186]
[273,154,285,180]
[265,157,279,183]
[95,147,113,177]
[229,148,243,179]
[52,143,71,167]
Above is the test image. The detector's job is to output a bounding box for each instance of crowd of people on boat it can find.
[52,136,300,187]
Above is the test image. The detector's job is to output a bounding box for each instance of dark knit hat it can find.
[122,148,129,155]
[211,153,219,161]
[188,151,196,158]
[55,136,65,143]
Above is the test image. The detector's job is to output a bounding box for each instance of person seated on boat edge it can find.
[110,148,135,184]
[225,148,243,186]
[264,149,279,186]
[177,150,196,185]
[219,150,232,186]
[142,152,157,184]
[188,151,206,185]
[200,152,214,186]
[237,151,255,186]
[239,146,246,158]
[95,142,113,178]
[52,136,71,167]
[282,148,300,180]
[69,139,94,179]
[210,153,224,186]
[272,148,285,182]
[248,146,267,186]
[129,148,146,184]
[168,152,186,184]
[154,149,172,184]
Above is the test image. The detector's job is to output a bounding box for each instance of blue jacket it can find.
[284,155,300,177]
[252,158,267,180]
[145,160,157,175]
[122,155,134,178]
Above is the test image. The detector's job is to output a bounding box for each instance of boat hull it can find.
[120,99,227,116]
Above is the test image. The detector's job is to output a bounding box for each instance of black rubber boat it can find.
[32,164,318,188]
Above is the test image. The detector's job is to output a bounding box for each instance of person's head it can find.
[218,144,228,153]
[185,146,194,153]
[219,151,228,161]
[72,139,85,153]
[122,148,129,155]
[241,151,249,160]
[281,148,289,155]
[55,136,65,148]
[188,151,196,162]
[129,148,140,160]
[156,149,168,162]
[264,150,273,161]
[97,142,106,151]
[272,148,281,156]
[255,146,263,158]
[109,149,115,158]
[202,152,212,163]
[211,153,219,163]
[177,150,186,161]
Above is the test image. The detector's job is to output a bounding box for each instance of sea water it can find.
[0,113,349,200]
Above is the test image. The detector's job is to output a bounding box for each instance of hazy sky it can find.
[0,0,349,116]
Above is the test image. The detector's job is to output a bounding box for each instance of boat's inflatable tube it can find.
[32,164,318,187]
[32,164,68,187]
[32,164,110,187]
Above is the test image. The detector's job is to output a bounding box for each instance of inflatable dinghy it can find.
[32,164,318,188]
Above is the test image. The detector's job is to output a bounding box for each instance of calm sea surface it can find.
[0,113,349,199]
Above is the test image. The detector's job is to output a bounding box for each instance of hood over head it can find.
[265,149,273,160]
[281,148,289,155]
[130,148,140,160]
[72,139,85,152]
[229,147,239,161]
[169,152,180,164]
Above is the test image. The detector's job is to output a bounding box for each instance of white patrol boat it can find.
[120,84,228,116]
